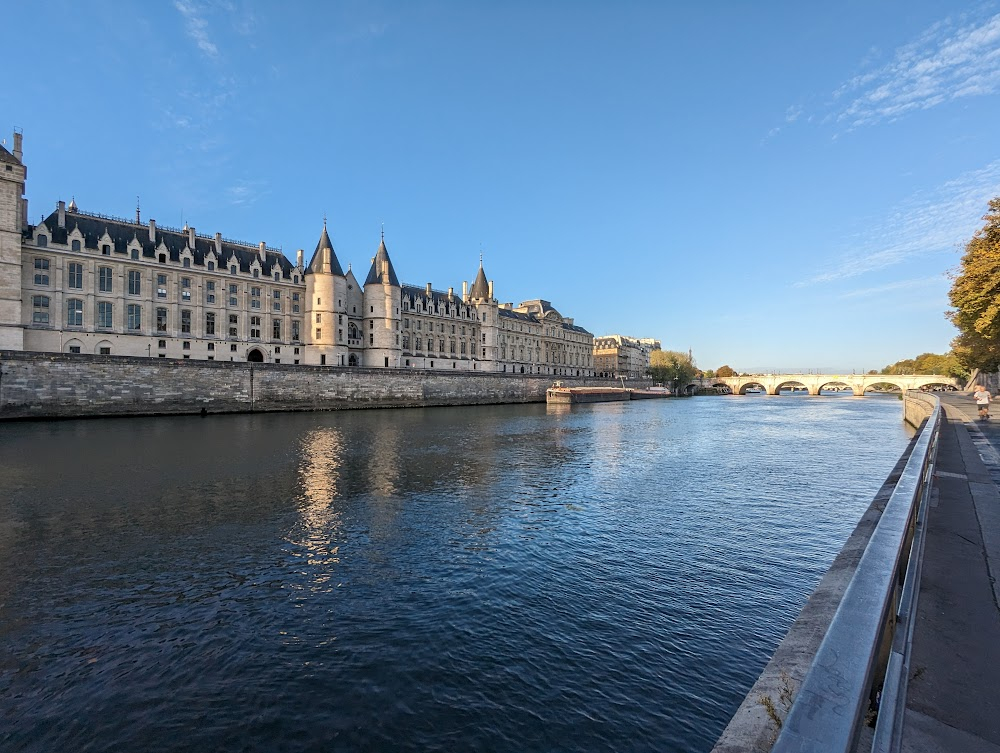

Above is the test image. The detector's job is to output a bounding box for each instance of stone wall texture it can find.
[0,350,645,420]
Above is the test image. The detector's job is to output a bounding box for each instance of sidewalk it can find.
[900,394,1000,752]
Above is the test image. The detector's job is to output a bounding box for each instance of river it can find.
[0,396,911,752]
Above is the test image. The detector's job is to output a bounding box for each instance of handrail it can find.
[771,396,941,753]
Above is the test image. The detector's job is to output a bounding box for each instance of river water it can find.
[0,396,911,752]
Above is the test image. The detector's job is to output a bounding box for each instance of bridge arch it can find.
[819,380,858,396]
[738,381,769,395]
[774,380,811,396]
[864,380,903,394]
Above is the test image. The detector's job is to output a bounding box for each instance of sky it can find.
[6,1,1000,372]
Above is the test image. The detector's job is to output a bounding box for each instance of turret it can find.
[304,221,348,366]
[362,233,401,367]
[0,130,27,350]
[468,258,499,370]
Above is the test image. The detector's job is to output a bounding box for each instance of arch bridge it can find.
[690,373,961,396]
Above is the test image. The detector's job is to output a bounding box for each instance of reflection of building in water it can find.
[291,427,346,580]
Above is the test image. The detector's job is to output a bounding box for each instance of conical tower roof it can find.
[305,222,344,276]
[364,237,399,287]
[469,261,489,299]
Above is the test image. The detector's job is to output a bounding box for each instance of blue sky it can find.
[7,1,1000,372]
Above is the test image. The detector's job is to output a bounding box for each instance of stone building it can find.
[0,131,594,374]
[593,334,658,379]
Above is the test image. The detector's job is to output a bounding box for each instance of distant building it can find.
[593,334,657,379]
[0,131,595,375]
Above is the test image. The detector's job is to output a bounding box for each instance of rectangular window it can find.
[130,248,139,260]
[207,294,216,304]
[208,342,215,351]
[33,258,49,286]
[273,290,281,299]
[316,314,321,323]
[207,281,216,291]
[127,303,142,330]
[229,284,238,294]
[97,301,113,329]
[251,287,261,309]
[157,274,167,298]
[99,266,113,292]
[69,345,81,354]
[68,262,83,289]
[206,312,216,335]
[229,296,237,306]
[103,244,112,256]
[292,321,300,341]
[31,295,50,324]
[181,277,191,301]
[272,319,281,340]
[128,270,141,295]
[156,307,168,333]
[316,328,322,340]
[181,309,191,334]
[250,316,261,339]
[66,299,83,326]
[273,301,281,312]
[100,346,111,355]
[183,341,190,350]
[229,314,238,337]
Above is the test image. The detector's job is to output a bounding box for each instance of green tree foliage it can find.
[649,350,697,386]
[715,364,736,377]
[881,352,968,379]
[948,198,1000,371]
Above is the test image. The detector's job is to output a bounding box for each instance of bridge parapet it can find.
[691,373,960,396]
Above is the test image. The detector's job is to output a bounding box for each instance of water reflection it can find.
[290,427,345,583]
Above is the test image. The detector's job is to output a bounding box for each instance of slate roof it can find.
[364,238,400,287]
[31,208,297,278]
[469,264,489,299]
[499,306,592,335]
[0,143,20,165]
[401,284,464,306]
[305,224,344,276]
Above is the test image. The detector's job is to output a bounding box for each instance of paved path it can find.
[901,393,1000,752]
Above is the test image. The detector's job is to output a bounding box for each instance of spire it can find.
[305,221,344,276]
[67,196,78,212]
[364,234,399,287]
[469,254,489,299]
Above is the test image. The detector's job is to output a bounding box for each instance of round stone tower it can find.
[304,221,348,366]
[362,234,401,368]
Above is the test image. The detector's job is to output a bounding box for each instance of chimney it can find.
[296,249,303,267]
[214,232,222,256]
[188,226,196,247]
[426,282,432,296]
[20,197,28,231]
[488,280,494,299]
[259,241,266,261]
[57,200,65,229]
[462,280,468,300]
[149,219,156,244]
[448,286,454,298]
[12,131,23,163]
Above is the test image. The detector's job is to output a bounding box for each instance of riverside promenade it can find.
[901,393,1000,752]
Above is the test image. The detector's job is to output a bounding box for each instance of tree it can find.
[648,350,697,387]
[702,369,715,379]
[881,352,968,379]
[715,364,735,377]
[948,198,1000,371]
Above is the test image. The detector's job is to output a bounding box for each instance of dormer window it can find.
[71,240,81,252]
[230,265,237,275]
[37,234,47,247]
[274,272,280,281]
[253,269,259,279]
[208,261,215,271]
[158,254,166,264]
[131,248,138,260]
[183,258,191,268]
[102,244,111,256]
[293,275,299,284]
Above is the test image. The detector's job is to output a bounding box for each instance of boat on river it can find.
[545,384,671,404]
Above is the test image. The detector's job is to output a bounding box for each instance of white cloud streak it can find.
[835,12,1000,128]
[174,0,219,58]
[797,159,1000,286]
[838,276,942,299]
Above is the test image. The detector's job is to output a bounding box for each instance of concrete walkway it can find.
[901,393,1000,752]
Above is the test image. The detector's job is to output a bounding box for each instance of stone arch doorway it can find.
[247,348,264,363]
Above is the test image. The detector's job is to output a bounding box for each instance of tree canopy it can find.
[714,364,736,377]
[881,352,967,379]
[648,350,697,386]
[948,197,1000,371]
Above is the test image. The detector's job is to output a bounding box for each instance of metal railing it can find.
[772,396,941,753]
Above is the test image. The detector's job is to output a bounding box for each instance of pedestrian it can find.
[974,384,992,420]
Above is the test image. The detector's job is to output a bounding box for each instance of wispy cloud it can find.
[838,276,942,299]
[175,0,219,58]
[834,12,1000,128]
[227,179,269,207]
[797,159,1000,286]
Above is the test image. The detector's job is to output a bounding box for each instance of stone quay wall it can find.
[903,389,939,429]
[0,351,649,420]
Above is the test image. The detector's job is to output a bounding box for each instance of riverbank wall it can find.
[0,351,648,420]
[711,423,922,752]
[903,389,938,429]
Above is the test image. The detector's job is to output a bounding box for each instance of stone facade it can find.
[0,131,595,375]
[593,334,658,379]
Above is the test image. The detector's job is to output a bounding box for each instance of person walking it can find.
[973,384,992,420]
